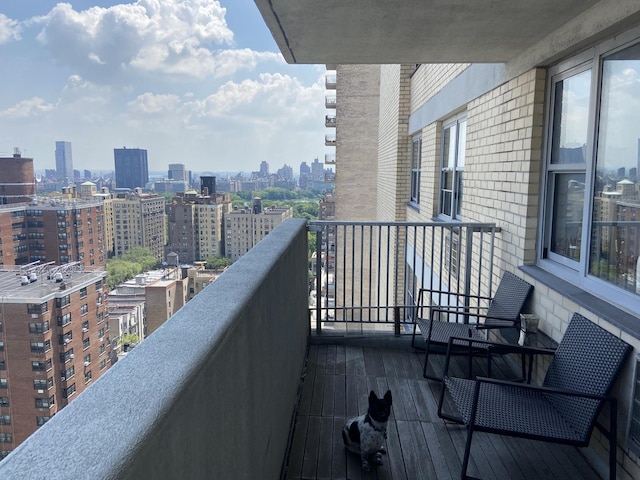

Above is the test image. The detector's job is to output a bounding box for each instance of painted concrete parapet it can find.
[0,218,310,480]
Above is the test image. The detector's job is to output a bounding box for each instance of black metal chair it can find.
[438,312,632,480]
[412,271,533,380]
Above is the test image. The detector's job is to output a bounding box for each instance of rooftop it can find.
[0,262,104,301]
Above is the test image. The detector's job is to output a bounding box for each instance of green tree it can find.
[106,259,141,289]
[205,256,233,270]
[121,247,159,271]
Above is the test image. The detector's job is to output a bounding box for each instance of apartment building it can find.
[224,198,293,261]
[166,191,231,264]
[0,262,110,457]
[0,197,106,268]
[109,191,165,260]
[0,151,36,205]
[257,0,640,476]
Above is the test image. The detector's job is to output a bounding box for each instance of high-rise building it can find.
[0,262,111,456]
[259,161,269,177]
[224,199,293,260]
[109,191,165,259]
[166,191,232,263]
[55,141,74,184]
[0,197,106,267]
[0,150,36,205]
[114,148,148,190]
[168,164,188,183]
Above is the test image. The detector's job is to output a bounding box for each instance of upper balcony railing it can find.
[308,221,500,336]
[324,153,336,164]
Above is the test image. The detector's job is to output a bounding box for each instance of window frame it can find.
[409,136,422,206]
[539,26,640,314]
[438,113,467,220]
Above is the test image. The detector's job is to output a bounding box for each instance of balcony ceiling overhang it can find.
[254,0,602,64]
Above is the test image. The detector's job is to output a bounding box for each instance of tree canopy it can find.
[205,256,233,270]
[106,247,159,289]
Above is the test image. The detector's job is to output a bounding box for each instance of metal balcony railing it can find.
[308,221,500,335]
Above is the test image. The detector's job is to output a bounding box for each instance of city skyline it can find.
[0,1,328,173]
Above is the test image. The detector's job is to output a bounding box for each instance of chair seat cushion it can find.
[444,376,592,445]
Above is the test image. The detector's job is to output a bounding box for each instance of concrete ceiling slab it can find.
[254,0,602,64]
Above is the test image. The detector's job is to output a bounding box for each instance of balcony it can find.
[325,153,336,165]
[0,220,613,479]
[325,96,337,109]
[325,115,336,128]
[325,134,336,147]
[325,74,336,90]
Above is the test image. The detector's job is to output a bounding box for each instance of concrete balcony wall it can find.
[0,219,310,480]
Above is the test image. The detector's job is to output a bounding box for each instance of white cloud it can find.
[0,14,21,44]
[193,73,323,123]
[128,93,182,114]
[31,0,266,80]
[0,98,54,118]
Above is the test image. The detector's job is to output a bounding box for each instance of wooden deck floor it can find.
[283,343,602,480]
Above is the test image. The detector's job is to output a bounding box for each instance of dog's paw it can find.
[361,460,371,472]
[374,452,384,466]
[378,447,387,455]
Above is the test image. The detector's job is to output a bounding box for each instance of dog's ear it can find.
[369,390,378,402]
[384,389,392,404]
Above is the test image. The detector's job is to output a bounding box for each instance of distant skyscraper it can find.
[55,141,74,183]
[114,147,149,190]
[259,161,269,177]
[168,163,188,182]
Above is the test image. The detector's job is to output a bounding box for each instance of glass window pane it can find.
[550,70,591,165]
[590,42,640,293]
[550,173,585,261]
[457,120,467,168]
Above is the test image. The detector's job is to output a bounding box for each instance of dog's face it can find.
[368,389,392,423]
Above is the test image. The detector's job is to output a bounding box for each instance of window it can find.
[63,383,76,398]
[0,415,9,425]
[56,295,70,308]
[80,304,88,315]
[57,313,71,327]
[542,30,640,309]
[79,287,87,298]
[36,416,51,426]
[0,379,7,389]
[33,379,48,390]
[35,398,50,408]
[27,303,48,314]
[29,322,49,334]
[410,136,422,205]
[82,338,90,350]
[0,397,8,407]
[0,433,11,443]
[30,342,45,353]
[439,115,467,219]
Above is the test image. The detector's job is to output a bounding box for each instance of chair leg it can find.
[461,425,474,480]
[423,337,442,381]
[609,399,618,480]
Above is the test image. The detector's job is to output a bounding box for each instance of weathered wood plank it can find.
[286,343,604,480]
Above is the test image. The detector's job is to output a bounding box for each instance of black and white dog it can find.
[342,390,393,471]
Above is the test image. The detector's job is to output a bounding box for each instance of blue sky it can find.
[0,1,327,174]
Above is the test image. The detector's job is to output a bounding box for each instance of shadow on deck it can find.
[284,340,602,480]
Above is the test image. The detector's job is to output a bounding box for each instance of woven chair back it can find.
[543,313,632,441]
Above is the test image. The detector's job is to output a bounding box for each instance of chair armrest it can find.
[447,336,556,356]
[431,308,519,329]
[473,376,612,402]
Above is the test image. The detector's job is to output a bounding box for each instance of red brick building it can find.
[0,263,111,457]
